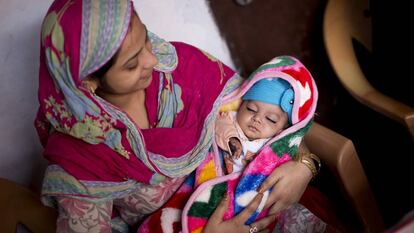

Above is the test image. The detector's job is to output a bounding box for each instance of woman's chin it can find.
[133,75,153,91]
[141,75,153,87]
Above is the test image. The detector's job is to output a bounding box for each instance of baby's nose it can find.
[252,115,262,123]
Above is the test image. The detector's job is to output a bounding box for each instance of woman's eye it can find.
[246,106,257,112]
[266,117,277,124]
[126,66,137,71]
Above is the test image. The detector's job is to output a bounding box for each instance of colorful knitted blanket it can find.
[137,55,318,233]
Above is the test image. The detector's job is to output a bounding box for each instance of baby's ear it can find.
[82,76,99,94]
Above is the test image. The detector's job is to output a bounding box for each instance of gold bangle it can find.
[296,152,321,178]
[300,156,317,177]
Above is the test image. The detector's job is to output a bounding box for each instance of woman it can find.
[36,0,321,232]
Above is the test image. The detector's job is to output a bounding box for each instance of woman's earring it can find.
[82,77,98,95]
[89,86,96,94]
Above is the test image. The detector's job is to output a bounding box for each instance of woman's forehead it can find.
[78,0,133,79]
[115,14,146,64]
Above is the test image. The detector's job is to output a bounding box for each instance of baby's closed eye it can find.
[266,116,277,124]
[246,106,257,112]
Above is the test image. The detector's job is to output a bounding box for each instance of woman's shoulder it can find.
[151,41,211,74]
[170,41,201,55]
[170,42,210,61]
[169,41,235,75]
[170,42,223,65]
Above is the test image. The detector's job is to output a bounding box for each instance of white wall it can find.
[135,0,234,68]
[0,0,52,187]
[0,0,234,187]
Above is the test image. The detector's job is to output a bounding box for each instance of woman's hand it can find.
[257,160,313,215]
[203,193,276,233]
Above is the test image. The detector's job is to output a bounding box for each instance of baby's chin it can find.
[245,131,279,141]
[244,132,260,141]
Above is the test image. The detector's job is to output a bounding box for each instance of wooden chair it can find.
[0,123,383,233]
[323,0,414,140]
[305,122,384,232]
[0,178,57,233]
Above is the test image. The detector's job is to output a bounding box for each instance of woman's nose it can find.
[143,43,158,69]
[144,51,158,69]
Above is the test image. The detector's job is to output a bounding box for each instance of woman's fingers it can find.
[259,173,283,210]
[235,193,263,223]
[208,193,230,224]
[245,211,275,233]
[268,200,287,216]
[257,170,281,193]
[250,214,277,231]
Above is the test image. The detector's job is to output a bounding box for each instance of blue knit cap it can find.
[242,78,294,124]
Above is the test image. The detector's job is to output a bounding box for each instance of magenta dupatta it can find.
[35,0,240,187]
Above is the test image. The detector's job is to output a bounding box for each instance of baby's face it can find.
[237,100,288,140]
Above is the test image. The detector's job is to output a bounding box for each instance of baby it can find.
[215,78,294,173]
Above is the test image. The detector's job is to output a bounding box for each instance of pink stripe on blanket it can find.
[223,177,239,220]
[245,147,291,175]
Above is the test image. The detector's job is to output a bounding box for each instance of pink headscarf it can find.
[35,0,239,184]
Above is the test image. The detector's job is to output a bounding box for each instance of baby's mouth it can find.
[248,125,259,132]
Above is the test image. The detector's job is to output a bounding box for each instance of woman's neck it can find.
[99,90,150,129]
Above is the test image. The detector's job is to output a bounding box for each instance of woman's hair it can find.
[90,12,135,79]
[91,54,117,79]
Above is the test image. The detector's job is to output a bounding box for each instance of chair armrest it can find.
[304,122,384,233]
[0,178,57,233]
[323,0,414,140]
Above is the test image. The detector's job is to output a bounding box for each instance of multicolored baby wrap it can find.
[137,55,318,233]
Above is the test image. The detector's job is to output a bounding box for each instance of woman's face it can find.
[237,100,288,140]
[97,13,158,95]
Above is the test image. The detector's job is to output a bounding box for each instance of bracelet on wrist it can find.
[296,152,321,178]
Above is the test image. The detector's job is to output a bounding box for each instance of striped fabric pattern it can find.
[80,0,132,79]
[42,165,141,204]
